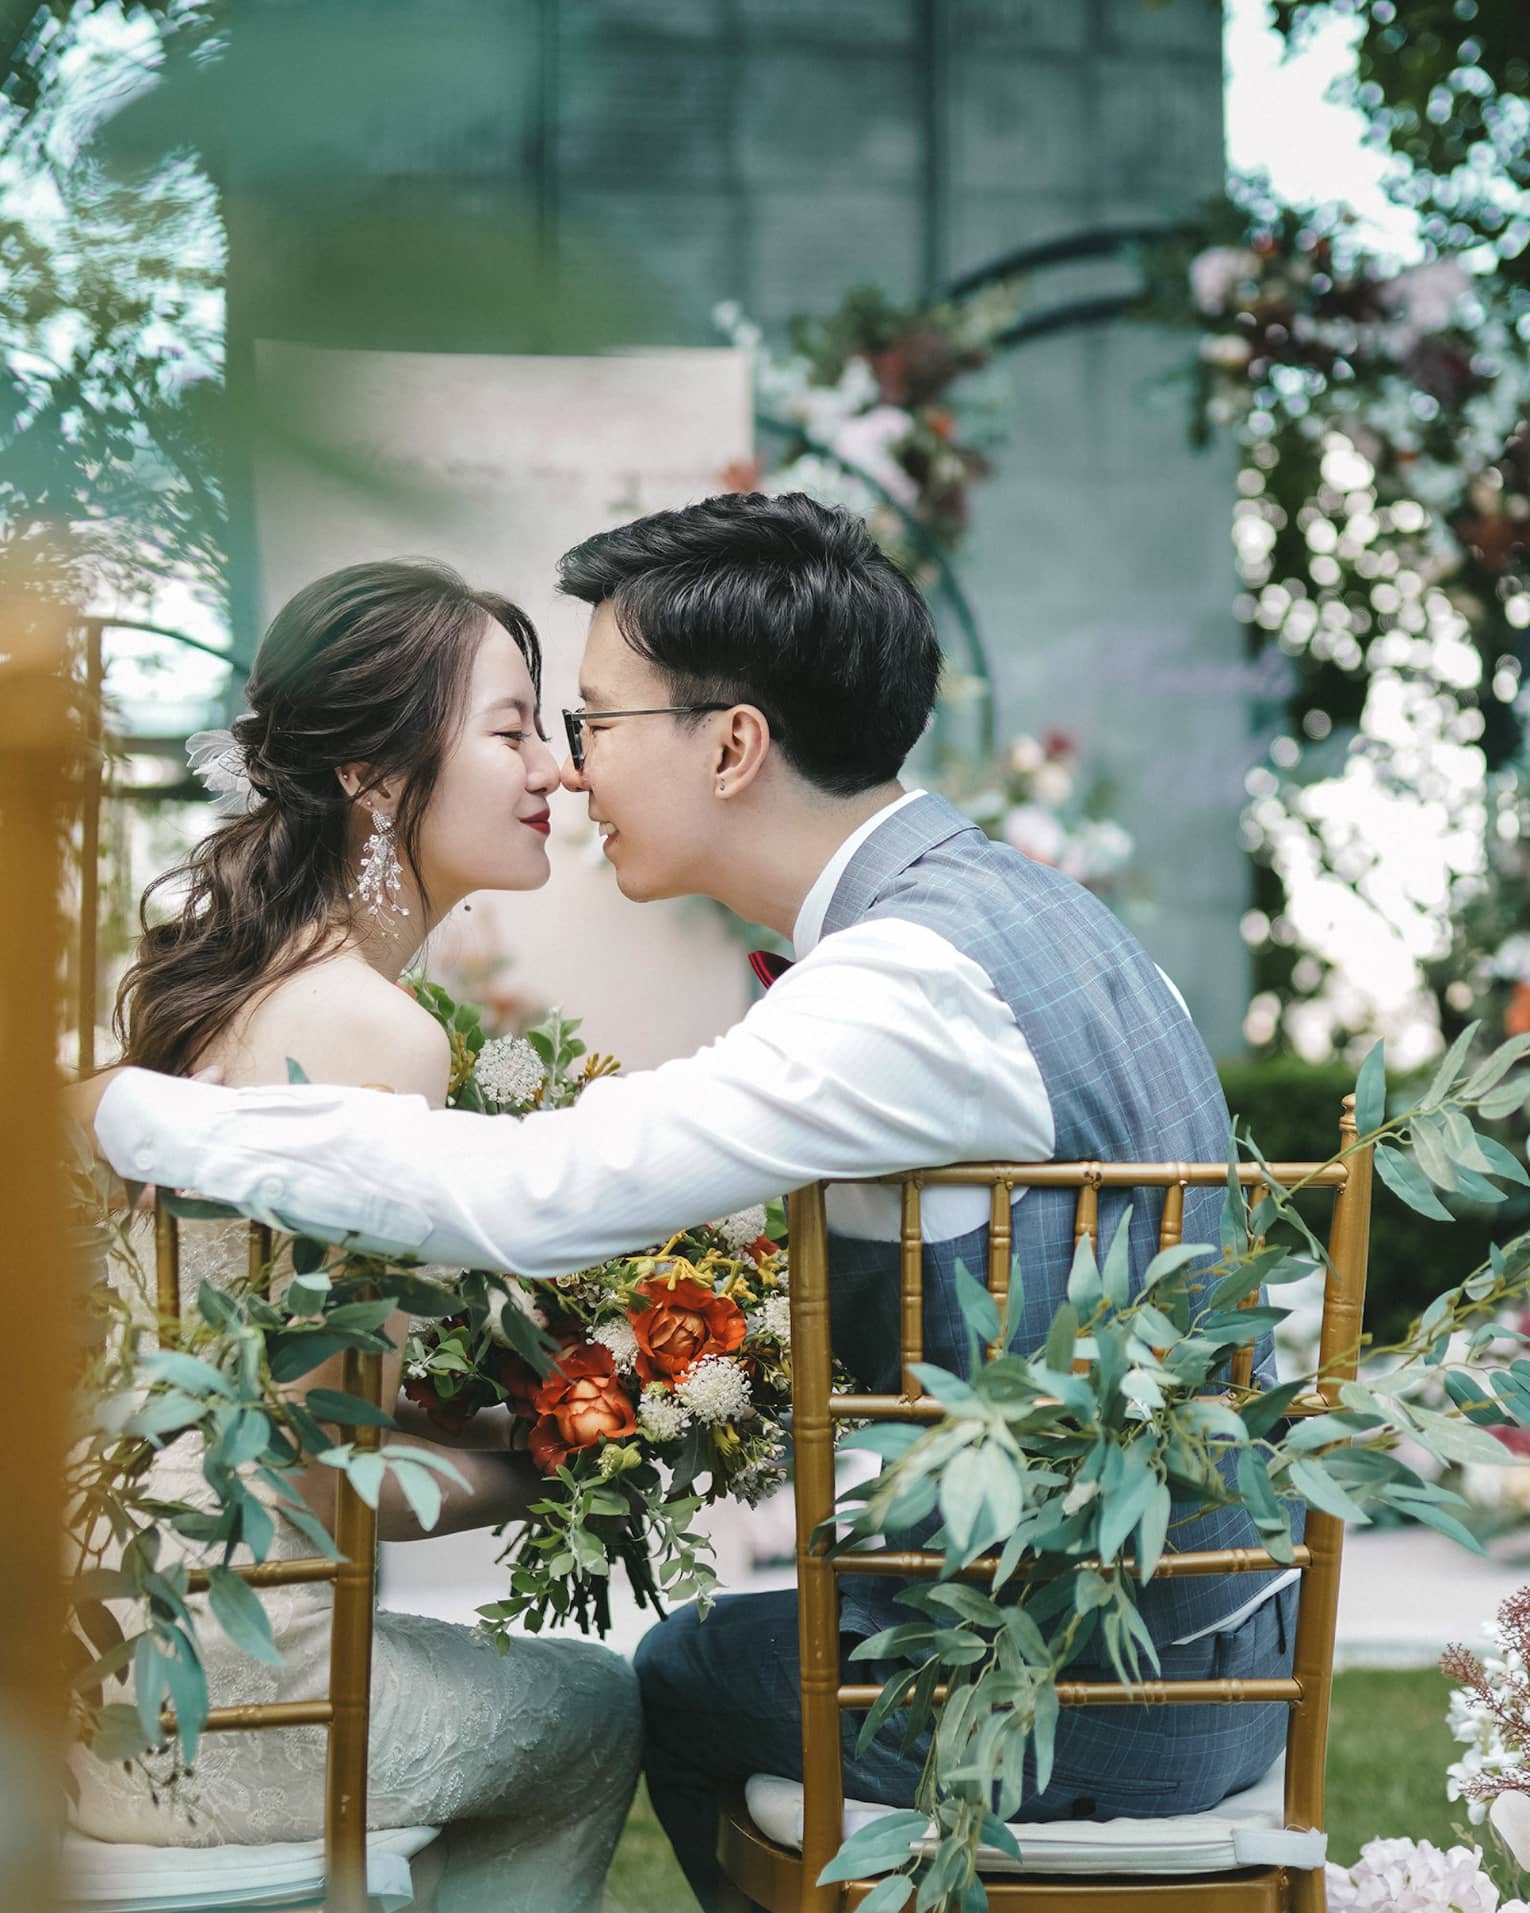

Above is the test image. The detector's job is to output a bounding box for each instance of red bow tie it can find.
[748,950,794,990]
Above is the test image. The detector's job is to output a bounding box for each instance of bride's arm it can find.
[298,1420,545,1543]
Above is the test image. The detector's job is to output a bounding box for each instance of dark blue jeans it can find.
[634,1581,1297,1912]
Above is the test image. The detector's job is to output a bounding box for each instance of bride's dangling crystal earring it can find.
[353,808,409,920]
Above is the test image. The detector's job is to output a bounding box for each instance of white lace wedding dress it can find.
[70,1219,641,1913]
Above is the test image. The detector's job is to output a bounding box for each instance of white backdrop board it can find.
[253,340,757,1067]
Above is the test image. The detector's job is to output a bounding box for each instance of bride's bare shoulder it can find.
[226,956,451,1104]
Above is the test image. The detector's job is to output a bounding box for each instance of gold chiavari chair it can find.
[719,1099,1373,1913]
[63,1200,441,1913]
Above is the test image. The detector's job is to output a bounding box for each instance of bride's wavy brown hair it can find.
[115,559,542,1078]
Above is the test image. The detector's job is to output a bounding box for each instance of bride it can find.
[71,560,640,1912]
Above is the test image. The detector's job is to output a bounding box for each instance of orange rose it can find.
[1508,984,1530,1037]
[528,1344,637,1473]
[631,1276,747,1383]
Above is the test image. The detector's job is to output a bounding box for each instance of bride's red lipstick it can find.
[521,810,551,836]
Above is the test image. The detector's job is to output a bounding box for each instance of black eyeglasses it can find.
[561,705,730,772]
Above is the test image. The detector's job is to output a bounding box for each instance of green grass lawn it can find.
[602,1668,1474,1911]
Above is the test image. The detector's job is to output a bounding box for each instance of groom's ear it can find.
[711,705,771,799]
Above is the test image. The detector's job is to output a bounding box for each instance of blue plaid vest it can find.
[819,793,1293,1645]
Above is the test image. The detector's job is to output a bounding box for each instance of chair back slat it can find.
[899,1178,924,1401]
[154,1199,181,1335]
[1228,1179,1272,1391]
[785,1101,1374,1905]
[1156,1177,1185,1251]
[1072,1174,1099,1251]
[150,1200,378,1913]
[986,1177,1014,1356]
[325,1342,382,1904]
[788,1179,844,1912]
[247,1222,274,1295]
[1283,1096,1373,1838]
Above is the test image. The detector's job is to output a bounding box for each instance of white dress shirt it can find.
[95,790,1054,1276]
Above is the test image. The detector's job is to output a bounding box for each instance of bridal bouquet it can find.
[399,980,831,1638]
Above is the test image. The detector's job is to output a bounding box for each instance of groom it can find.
[94,491,1298,1908]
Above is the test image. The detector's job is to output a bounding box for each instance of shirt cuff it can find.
[95,1068,226,1190]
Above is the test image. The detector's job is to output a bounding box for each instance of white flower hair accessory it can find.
[185,728,258,817]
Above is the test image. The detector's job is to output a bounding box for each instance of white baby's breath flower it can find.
[405,1360,428,1381]
[712,1205,768,1255]
[754,1294,792,1346]
[675,1355,752,1426]
[484,1280,547,1344]
[592,1318,640,1375]
[638,1387,692,1443]
[473,1036,546,1109]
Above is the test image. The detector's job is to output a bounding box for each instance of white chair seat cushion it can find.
[744,1756,1326,1877]
[59,1823,441,1911]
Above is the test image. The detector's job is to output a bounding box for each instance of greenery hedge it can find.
[1218,1057,1521,1348]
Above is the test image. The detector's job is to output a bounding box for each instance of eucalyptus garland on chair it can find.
[817,1027,1530,1911]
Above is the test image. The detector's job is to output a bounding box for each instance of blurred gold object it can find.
[0,588,83,1913]
[155,1205,384,1913]
[717,1108,1374,1912]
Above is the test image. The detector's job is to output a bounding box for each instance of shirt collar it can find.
[791,788,927,959]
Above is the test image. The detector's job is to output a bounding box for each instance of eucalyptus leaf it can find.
[1373,1144,1454,1221]
[207,1567,283,1665]
[1067,1233,1101,1310]
[1140,1244,1212,1291]
[1442,1110,1498,1176]
[140,1350,234,1399]
[1043,1303,1077,1374]
[1478,1075,1530,1123]
[939,1447,988,1557]
[132,1634,167,1743]
[387,1457,443,1531]
[1423,1021,1480,1108]
[818,1812,929,1885]
[1135,1482,1171,1582]
[290,1237,327,1278]
[1463,1034,1530,1098]
[1100,1208,1133,1310]
[305,1388,397,1429]
[1473,1134,1530,1188]
[162,1629,209,1766]
[1354,1038,1386,1135]
[1287,1460,1371,1524]
[856,1877,914,1913]
[954,1263,1000,1348]
[1409,1116,1460,1192]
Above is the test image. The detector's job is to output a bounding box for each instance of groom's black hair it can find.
[556,491,941,797]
